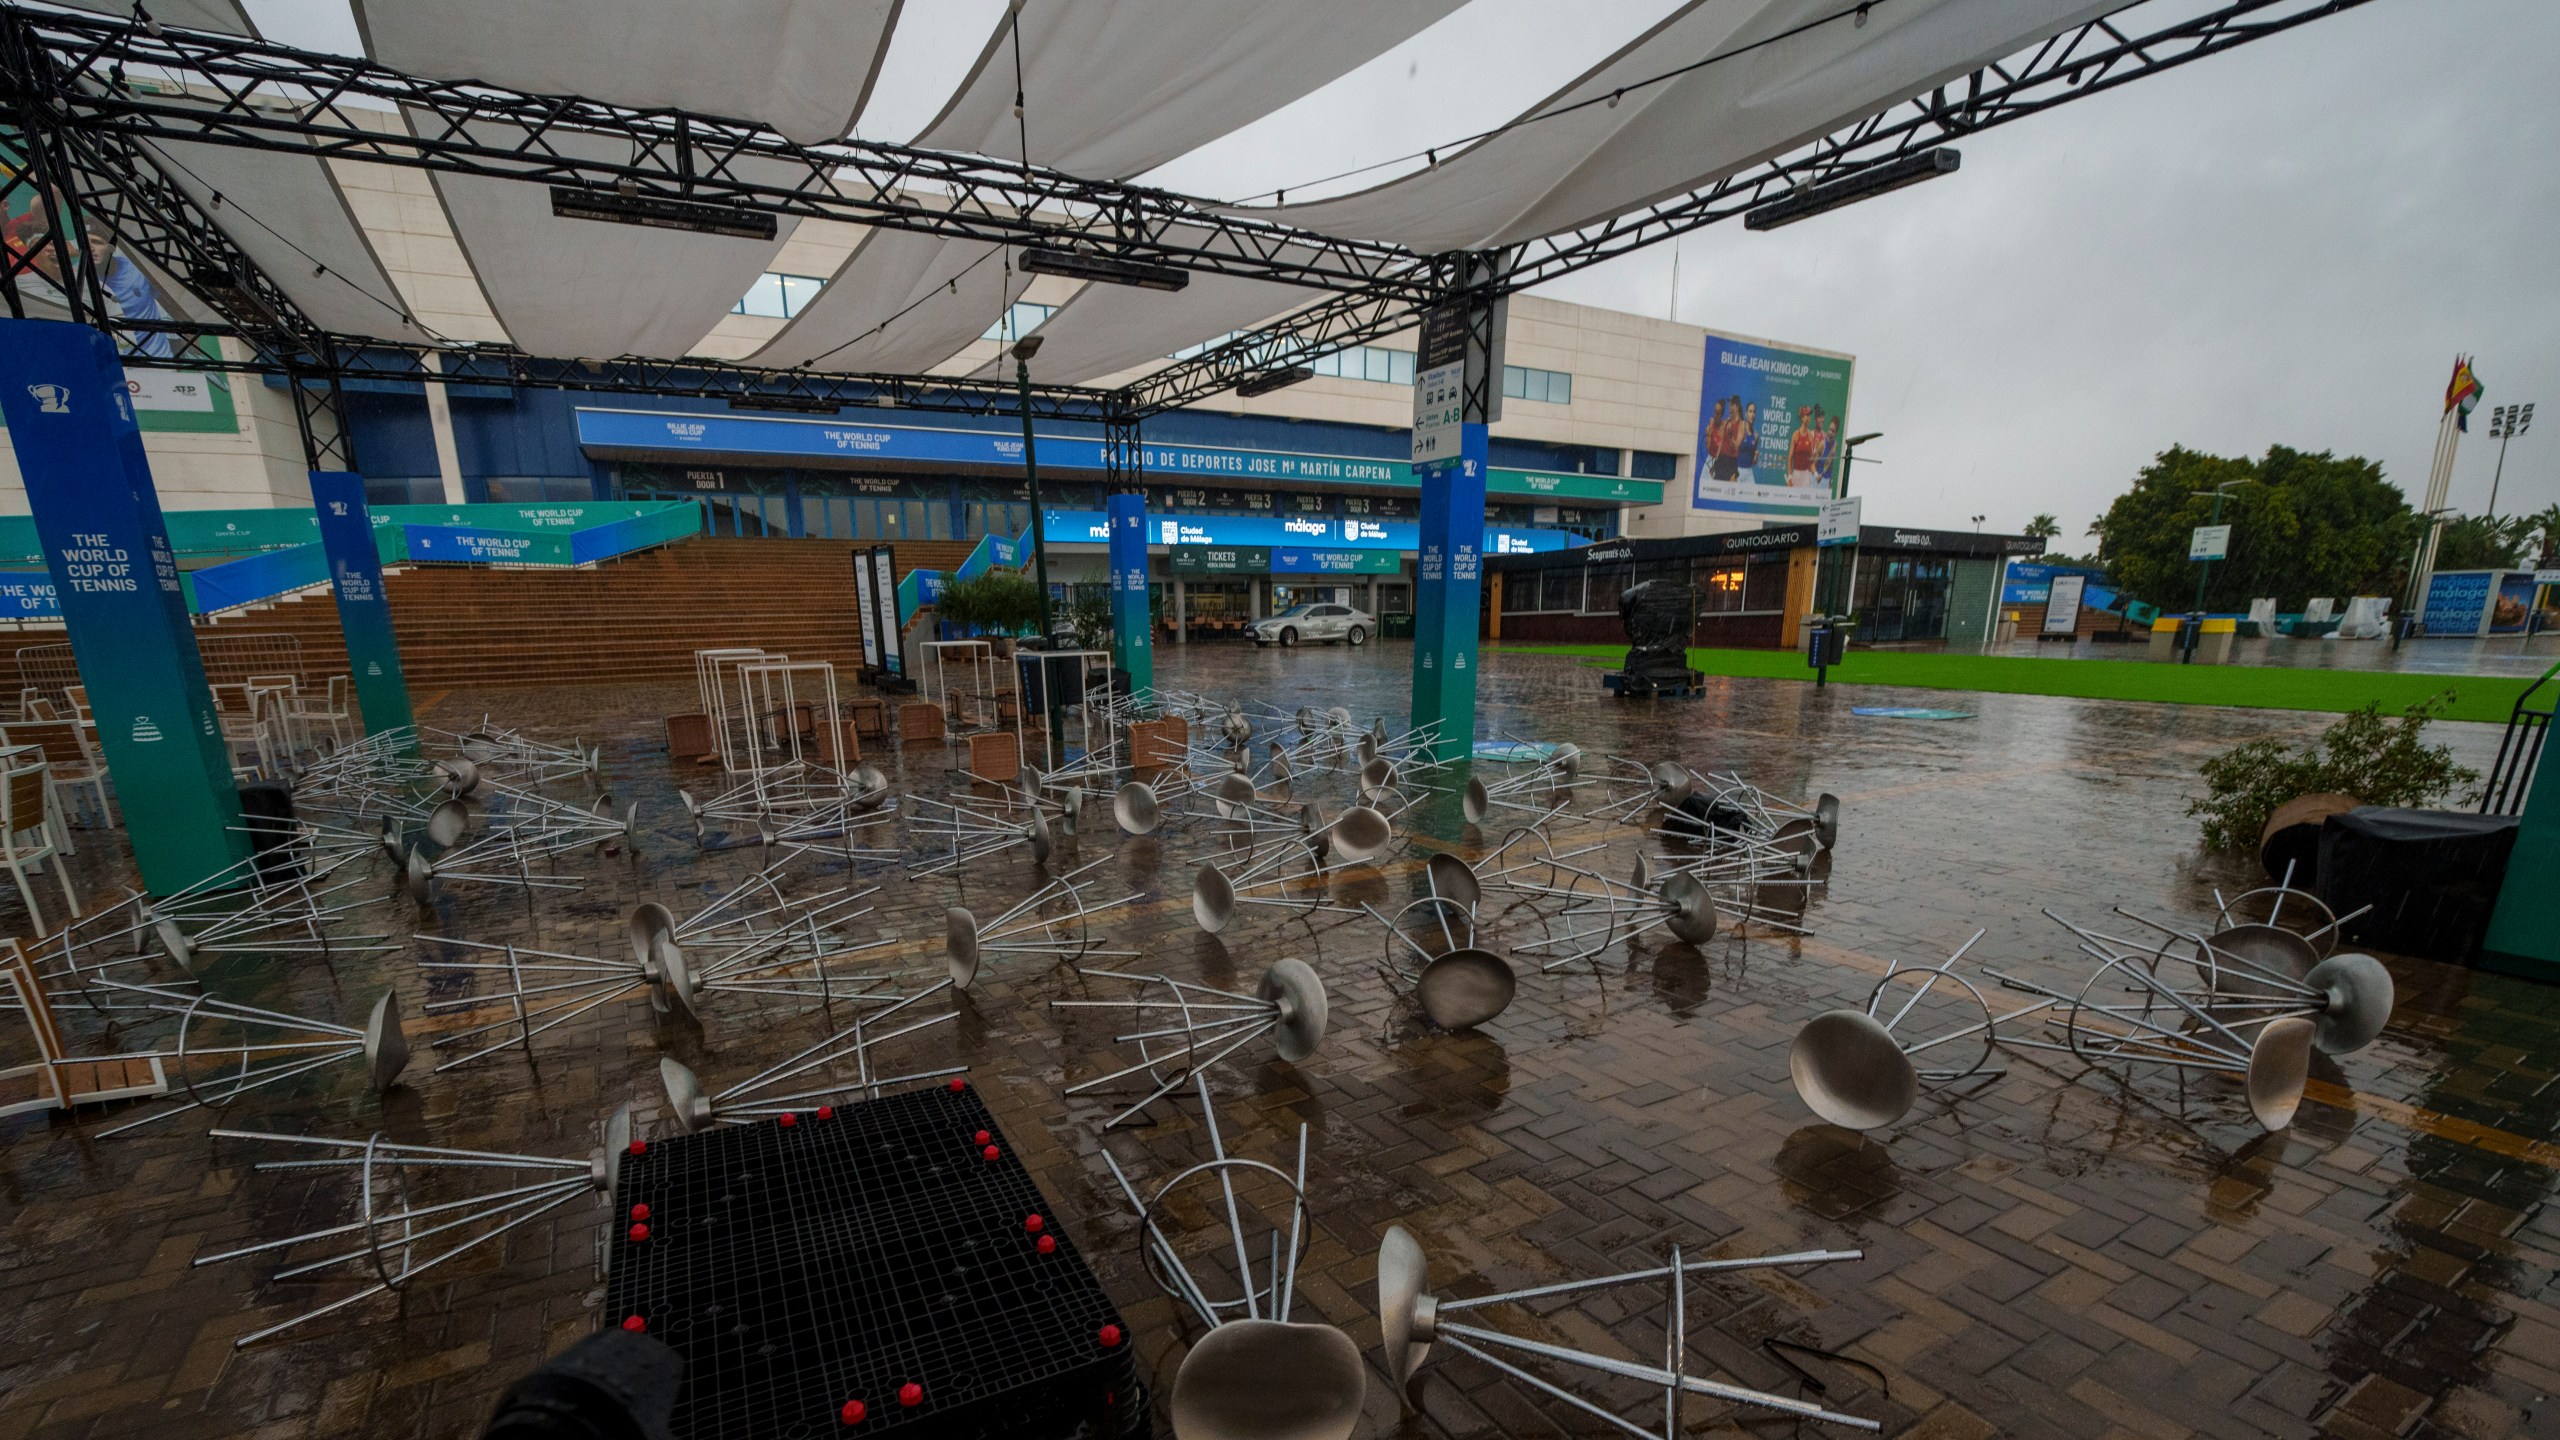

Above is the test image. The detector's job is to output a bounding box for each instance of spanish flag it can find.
[2445,355,2484,431]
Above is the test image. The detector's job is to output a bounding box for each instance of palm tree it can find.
[2025,513,2061,540]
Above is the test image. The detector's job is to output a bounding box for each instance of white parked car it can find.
[1249,603,1375,647]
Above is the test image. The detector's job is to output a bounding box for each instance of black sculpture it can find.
[1605,578,1704,698]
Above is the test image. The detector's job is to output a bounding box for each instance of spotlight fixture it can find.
[1012,334,1045,361]
[549,186,777,240]
[1019,246,1188,292]
[1743,148,1960,231]
[1237,365,1315,398]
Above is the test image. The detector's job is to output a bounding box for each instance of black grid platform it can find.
[605,1083,1144,1440]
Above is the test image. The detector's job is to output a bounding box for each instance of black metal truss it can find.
[1127,0,2384,416]
[0,6,1430,298]
[1101,418,1143,491]
[1498,0,2385,293]
[4,0,2379,427]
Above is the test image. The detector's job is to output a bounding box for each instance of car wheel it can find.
[1279,627,1299,647]
[1346,625,1369,647]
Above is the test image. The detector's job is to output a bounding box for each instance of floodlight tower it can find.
[2487,403,2534,518]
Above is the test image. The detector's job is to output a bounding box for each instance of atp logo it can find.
[26,384,70,414]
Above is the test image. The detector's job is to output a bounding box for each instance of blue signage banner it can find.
[0,319,248,893]
[0,571,62,617]
[404,524,574,565]
[1409,424,1488,764]
[1039,509,1579,556]
[1106,493,1153,696]
[311,471,417,740]
[571,407,1664,506]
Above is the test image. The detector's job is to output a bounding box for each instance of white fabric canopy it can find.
[411,112,799,358]
[145,135,432,342]
[918,0,1467,179]
[747,228,1028,375]
[967,227,1333,386]
[354,0,898,145]
[1238,0,2114,249]
[972,274,1313,387]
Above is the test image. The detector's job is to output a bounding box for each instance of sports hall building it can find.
[0,201,1988,645]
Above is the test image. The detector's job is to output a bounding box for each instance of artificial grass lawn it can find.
[1501,643,2550,724]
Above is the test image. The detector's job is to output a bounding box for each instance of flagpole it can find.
[2405,360,2473,642]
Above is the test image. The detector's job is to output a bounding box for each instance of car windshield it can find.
[1275,604,1317,617]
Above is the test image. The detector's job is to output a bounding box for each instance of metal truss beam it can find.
[6,0,2380,426]
[1,7,1431,298]
[1124,0,2383,416]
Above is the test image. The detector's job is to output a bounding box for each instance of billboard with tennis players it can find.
[1692,330,1856,520]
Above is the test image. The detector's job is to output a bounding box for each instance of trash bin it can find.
[238,780,302,885]
[1381,612,1415,639]
[2317,806,2520,963]
[1014,651,1087,716]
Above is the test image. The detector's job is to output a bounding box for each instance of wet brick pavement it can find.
[2,641,2553,1440]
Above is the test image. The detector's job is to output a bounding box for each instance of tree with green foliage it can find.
[2024,513,2060,540]
[932,571,1043,636]
[2429,513,2535,571]
[2525,504,2560,568]
[2089,445,2415,612]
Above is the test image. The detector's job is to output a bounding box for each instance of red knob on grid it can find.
[981,1144,1000,1162]
[628,1223,650,1242]
[779,1112,798,1129]
[630,1203,650,1222]
[817,1105,835,1120]
[840,1398,867,1424]
[974,1129,991,1145]
[1023,1214,1044,1233]
[1036,1235,1056,1255]
[947,1078,966,1092]
[621,1315,646,1333]
[1098,1324,1123,1348]
[898,1383,923,1408]
[627,1139,647,1156]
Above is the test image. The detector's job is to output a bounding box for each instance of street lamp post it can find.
[1820,431,1882,620]
[1011,334,1065,756]
[2185,479,2252,664]
[2487,402,2534,517]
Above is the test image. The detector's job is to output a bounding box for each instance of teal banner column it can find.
[2481,718,2560,980]
[309,470,416,740]
[1106,492,1153,696]
[1408,423,1487,762]
[0,319,247,893]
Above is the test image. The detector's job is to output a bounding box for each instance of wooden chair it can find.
[0,751,74,932]
[965,731,1020,784]
[897,701,947,746]
[0,721,111,830]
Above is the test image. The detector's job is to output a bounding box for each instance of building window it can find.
[1630,450,1679,481]
[1582,563,1627,616]
[1309,346,1416,386]
[733,272,827,319]
[1501,365,1573,405]
[1698,561,1748,614]
[982,301,1057,344]
[1538,567,1582,613]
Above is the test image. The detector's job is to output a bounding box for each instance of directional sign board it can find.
[2189,524,2232,562]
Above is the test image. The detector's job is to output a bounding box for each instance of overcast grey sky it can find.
[237,0,2556,543]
